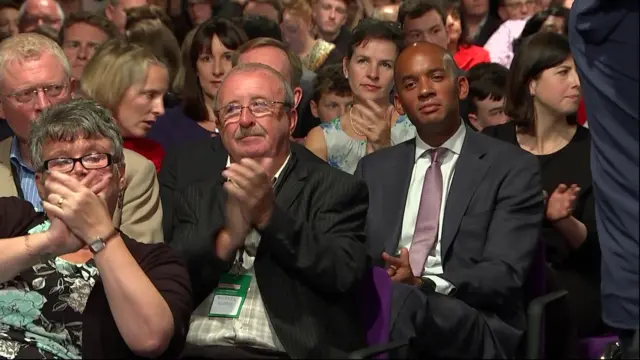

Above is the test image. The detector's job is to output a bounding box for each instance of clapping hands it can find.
[545,184,580,222]
[350,100,394,150]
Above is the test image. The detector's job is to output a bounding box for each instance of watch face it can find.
[90,240,105,254]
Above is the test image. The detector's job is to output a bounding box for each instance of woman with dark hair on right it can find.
[483,31,606,357]
[146,18,248,151]
[512,5,570,53]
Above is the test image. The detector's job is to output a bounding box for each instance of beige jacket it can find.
[0,137,164,243]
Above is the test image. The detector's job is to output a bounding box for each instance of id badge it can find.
[208,273,252,318]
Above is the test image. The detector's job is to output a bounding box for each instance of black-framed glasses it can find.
[43,153,114,173]
[5,83,69,104]
[216,99,291,122]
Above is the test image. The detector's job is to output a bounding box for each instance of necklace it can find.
[349,106,366,137]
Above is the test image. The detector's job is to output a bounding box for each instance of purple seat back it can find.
[578,335,619,358]
[357,266,392,359]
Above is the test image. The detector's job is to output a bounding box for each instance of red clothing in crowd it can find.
[577,99,588,126]
[454,44,491,71]
[123,138,165,172]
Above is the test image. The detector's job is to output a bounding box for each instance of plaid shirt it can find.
[186,156,290,351]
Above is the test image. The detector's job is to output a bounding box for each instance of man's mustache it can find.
[234,125,266,139]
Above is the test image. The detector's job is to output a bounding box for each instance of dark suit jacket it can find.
[354,129,544,353]
[158,137,324,243]
[169,151,370,358]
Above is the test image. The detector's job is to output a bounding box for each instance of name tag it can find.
[208,273,252,318]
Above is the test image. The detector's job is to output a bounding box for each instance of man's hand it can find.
[222,158,276,229]
[546,184,580,222]
[382,248,423,287]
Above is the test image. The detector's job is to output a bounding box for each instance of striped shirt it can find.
[9,137,42,212]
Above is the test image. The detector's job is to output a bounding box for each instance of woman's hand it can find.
[351,100,394,152]
[42,171,115,244]
[546,184,580,222]
[43,216,85,257]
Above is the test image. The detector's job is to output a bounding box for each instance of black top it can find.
[0,197,192,359]
[483,122,600,279]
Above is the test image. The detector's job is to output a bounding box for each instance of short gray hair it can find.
[29,99,125,172]
[0,33,70,85]
[214,62,295,112]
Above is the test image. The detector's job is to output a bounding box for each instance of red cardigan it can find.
[123,138,165,172]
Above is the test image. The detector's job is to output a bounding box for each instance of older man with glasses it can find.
[0,33,164,244]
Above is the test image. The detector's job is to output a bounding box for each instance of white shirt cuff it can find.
[425,275,456,295]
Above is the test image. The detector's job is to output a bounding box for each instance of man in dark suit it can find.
[170,63,369,358]
[354,42,544,358]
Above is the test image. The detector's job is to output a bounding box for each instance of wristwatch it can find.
[88,229,119,255]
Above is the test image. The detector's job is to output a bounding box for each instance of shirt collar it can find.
[414,122,467,162]
[225,154,292,183]
[9,136,33,171]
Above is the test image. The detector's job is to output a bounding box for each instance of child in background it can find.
[310,64,353,123]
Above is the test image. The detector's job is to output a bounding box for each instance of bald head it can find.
[396,42,456,79]
[393,41,467,138]
[18,0,64,33]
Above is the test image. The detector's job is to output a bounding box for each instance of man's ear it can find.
[288,108,298,136]
[293,87,303,108]
[467,112,481,131]
[310,99,319,119]
[393,93,405,116]
[457,76,469,100]
[497,6,509,22]
[104,4,115,21]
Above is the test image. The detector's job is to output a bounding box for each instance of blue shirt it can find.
[9,137,42,212]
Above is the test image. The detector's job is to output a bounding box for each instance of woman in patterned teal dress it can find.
[304,19,416,174]
[0,100,192,359]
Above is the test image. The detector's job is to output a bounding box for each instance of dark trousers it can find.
[181,344,289,359]
[388,283,519,359]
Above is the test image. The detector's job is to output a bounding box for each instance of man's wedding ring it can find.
[57,197,65,208]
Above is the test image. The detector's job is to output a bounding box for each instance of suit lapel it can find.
[274,154,306,211]
[440,131,490,259]
[383,141,416,256]
[0,137,18,198]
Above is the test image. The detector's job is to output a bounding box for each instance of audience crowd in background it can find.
[0,0,637,358]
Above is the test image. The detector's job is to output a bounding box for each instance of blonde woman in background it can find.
[81,39,169,171]
[281,0,342,71]
[126,19,182,107]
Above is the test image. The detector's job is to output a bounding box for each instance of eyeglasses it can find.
[20,15,61,27]
[216,99,291,122]
[5,83,69,104]
[43,153,114,173]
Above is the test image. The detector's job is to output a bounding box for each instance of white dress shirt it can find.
[397,123,467,294]
[187,155,290,351]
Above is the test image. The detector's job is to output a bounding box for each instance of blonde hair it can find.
[126,19,181,92]
[282,0,312,23]
[81,39,166,111]
[0,33,70,85]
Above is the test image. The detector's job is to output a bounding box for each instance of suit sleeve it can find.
[258,174,370,294]
[120,157,164,244]
[158,147,179,244]
[169,187,232,307]
[440,153,544,309]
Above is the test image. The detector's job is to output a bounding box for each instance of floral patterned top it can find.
[0,221,99,359]
[320,115,417,174]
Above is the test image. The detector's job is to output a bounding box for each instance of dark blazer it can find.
[169,151,370,358]
[354,129,544,353]
[158,137,324,243]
